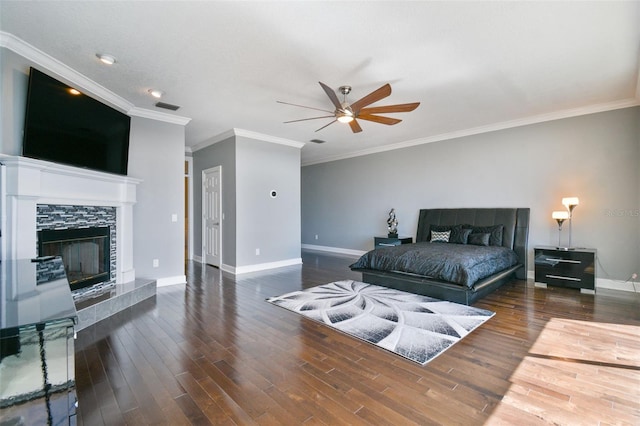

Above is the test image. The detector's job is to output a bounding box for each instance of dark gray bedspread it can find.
[350,242,518,288]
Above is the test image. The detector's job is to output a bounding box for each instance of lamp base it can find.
[556,246,576,251]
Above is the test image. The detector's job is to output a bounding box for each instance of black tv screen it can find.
[22,67,131,176]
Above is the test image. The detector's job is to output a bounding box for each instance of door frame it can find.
[201,166,222,267]
[185,156,194,261]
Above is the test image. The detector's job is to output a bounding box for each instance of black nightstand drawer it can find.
[534,247,596,291]
[374,236,412,248]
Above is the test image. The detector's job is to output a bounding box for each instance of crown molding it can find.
[190,128,305,152]
[0,31,132,113]
[0,31,191,126]
[301,98,640,166]
[129,107,191,126]
[233,128,305,149]
[190,129,236,152]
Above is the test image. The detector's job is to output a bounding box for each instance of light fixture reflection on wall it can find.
[551,210,570,248]
[562,197,579,249]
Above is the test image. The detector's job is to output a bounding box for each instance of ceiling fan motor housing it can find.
[339,85,352,95]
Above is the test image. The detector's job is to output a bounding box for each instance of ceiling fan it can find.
[278,82,420,133]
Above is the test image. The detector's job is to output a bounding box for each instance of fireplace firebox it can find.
[38,227,111,291]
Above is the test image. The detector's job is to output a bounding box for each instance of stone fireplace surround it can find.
[1,155,155,330]
[37,204,117,293]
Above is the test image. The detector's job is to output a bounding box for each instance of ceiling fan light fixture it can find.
[337,104,354,123]
[337,114,354,123]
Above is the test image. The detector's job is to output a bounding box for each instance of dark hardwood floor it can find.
[75,251,640,425]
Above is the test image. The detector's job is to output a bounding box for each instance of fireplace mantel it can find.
[0,155,141,284]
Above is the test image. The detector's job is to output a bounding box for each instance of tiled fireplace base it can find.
[74,278,156,331]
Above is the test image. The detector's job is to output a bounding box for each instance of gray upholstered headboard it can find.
[416,208,530,280]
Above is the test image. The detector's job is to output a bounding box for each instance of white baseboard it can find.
[302,243,366,257]
[224,258,303,275]
[193,255,202,263]
[156,275,187,287]
[596,278,638,292]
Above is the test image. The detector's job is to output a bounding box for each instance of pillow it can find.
[428,224,453,241]
[430,230,451,243]
[451,228,472,245]
[429,224,468,244]
[468,232,490,246]
[463,224,504,246]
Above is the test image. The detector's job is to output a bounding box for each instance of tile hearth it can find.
[74,278,156,331]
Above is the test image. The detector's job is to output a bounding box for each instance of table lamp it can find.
[552,210,570,249]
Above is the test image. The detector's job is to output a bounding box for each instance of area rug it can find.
[267,280,494,365]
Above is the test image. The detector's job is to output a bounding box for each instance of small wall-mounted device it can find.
[270,190,277,198]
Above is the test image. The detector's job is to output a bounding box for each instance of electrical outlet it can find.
[255,248,260,256]
[153,259,159,268]
[315,234,318,240]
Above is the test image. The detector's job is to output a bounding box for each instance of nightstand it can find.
[374,236,413,249]
[534,246,596,294]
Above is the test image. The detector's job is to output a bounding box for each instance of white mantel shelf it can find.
[0,155,141,284]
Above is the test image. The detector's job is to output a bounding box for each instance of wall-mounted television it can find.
[22,67,131,176]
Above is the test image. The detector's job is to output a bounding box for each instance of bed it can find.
[350,208,530,305]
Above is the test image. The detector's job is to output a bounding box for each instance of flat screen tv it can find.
[22,67,131,176]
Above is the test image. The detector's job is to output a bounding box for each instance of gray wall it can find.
[129,117,185,280]
[192,136,237,266]
[235,136,301,266]
[192,134,301,269]
[1,47,187,283]
[302,107,640,281]
[0,48,29,155]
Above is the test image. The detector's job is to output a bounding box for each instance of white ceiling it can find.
[1,1,639,165]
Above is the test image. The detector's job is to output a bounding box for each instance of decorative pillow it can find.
[429,224,469,244]
[468,232,490,246]
[428,224,453,241]
[463,224,504,246]
[451,228,472,245]
[430,230,451,243]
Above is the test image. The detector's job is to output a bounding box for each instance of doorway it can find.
[202,166,222,267]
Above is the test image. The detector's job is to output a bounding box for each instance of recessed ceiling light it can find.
[96,53,116,65]
[68,88,81,95]
[148,89,164,99]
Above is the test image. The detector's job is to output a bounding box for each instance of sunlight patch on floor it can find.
[486,318,640,424]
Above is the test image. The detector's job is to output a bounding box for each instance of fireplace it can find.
[38,227,111,291]
[1,155,139,287]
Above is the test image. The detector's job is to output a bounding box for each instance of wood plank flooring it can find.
[75,251,640,425]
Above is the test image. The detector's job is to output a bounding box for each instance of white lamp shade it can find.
[552,211,570,220]
[562,197,579,207]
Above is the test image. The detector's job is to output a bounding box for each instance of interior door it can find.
[202,166,221,267]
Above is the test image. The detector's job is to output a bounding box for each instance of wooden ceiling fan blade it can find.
[319,82,342,111]
[349,119,362,133]
[277,100,334,114]
[359,102,420,114]
[283,115,335,124]
[357,114,402,125]
[315,119,338,132]
[350,83,392,113]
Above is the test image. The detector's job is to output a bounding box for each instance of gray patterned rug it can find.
[267,280,495,365]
